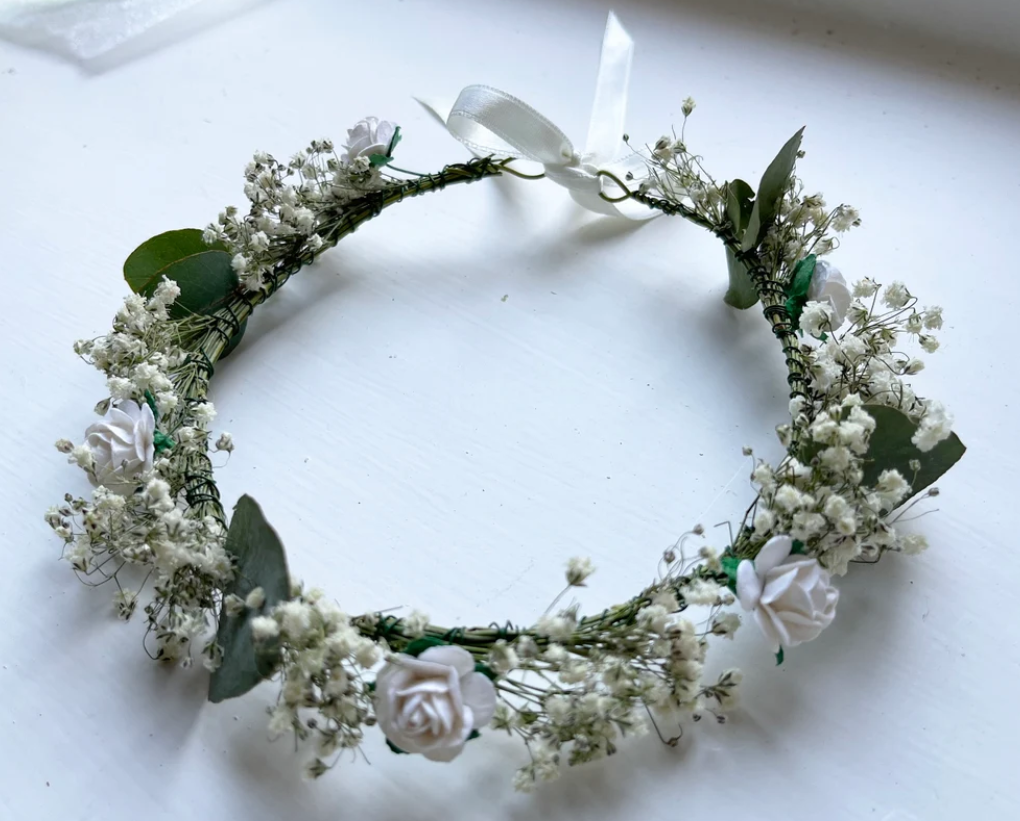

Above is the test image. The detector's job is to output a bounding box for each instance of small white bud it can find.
[223,594,245,617]
[245,587,266,610]
[652,135,673,161]
[250,616,280,641]
[565,557,595,587]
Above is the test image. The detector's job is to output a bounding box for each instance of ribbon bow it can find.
[421,12,653,219]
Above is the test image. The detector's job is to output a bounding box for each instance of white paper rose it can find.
[736,534,838,650]
[84,400,155,494]
[341,117,397,164]
[375,644,496,761]
[807,259,852,330]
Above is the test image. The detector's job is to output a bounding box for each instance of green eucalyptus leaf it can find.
[784,254,817,331]
[725,178,754,237]
[123,229,247,355]
[148,250,237,316]
[860,404,966,497]
[208,495,292,703]
[474,662,497,681]
[123,229,226,294]
[368,153,393,168]
[775,647,785,666]
[724,247,759,309]
[386,739,409,755]
[742,128,805,251]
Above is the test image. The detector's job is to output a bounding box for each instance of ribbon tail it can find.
[415,96,454,129]
[572,12,656,220]
[414,95,493,159]
[416,95,485,159]
[583,11,633,164]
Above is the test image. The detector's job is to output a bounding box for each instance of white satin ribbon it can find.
[420,12,653,220]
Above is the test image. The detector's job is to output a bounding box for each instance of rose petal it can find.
[459,672,497,728]
[736,560,763,610]
[418,645,476,679]
[396,679,451,697]
[423,741,465,762]
[393,655,459,681]
[826,288,851,326]
[377,659,412,691]
[375,120,396,149]
[121,401,143,421]
[760,566,799,606]
[777,611,824,646]
[84,425,111,443]
[825,587,839,614]
[753,606,787,651]
[418,699,441,736]
[431,694,455,736]
[85,432,111,454]
[110,438,135,468]
[755,535,793,576]
[771,572,815,617]
[107,406,136,427]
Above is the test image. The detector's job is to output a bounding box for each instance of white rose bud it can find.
[341,117,397,164]
[83,400,155,495]
[736,535,838,651]
[375,645,496,761]
[807,259,851,330]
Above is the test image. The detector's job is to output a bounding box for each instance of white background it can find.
[1,1,1018,819]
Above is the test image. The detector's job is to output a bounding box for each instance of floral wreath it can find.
[46,14,964,791]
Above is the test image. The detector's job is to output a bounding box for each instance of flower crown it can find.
[47,13,963,791]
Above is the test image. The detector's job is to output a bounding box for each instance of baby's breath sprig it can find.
[602,103,962,573]
[47,113,964,791]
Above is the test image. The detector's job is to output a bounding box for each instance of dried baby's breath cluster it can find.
[636,104,958,586]
[50,280,232,665]
[748,282,947,576]
[202,138,389,293]
[46,114,961,790]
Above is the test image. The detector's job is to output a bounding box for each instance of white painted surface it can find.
[762,0,1020,59]
[0,1,1017,819]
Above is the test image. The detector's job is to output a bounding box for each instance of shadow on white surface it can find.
[0,0,276,72]
[623,0,1020,96]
